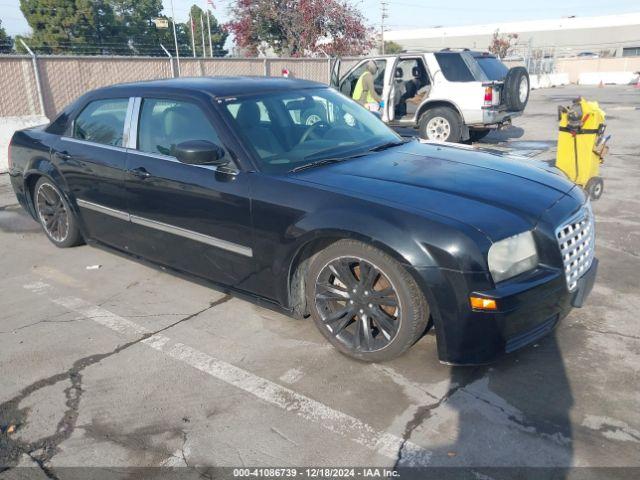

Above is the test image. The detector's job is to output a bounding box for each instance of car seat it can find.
[235,101,284,157]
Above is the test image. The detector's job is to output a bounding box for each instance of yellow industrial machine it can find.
[556,98,608,200]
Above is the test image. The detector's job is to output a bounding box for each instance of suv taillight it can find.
[484,87,493,107]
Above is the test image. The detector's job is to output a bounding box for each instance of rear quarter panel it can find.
[9,127,64,218]
[423,54,485,124]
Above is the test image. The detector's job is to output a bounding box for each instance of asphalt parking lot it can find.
[1,85,639,477]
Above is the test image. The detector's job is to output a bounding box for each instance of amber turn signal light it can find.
[470,296,497,311]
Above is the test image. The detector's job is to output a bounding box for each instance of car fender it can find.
[279,204,488,311]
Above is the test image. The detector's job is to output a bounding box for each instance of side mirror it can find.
[174,140,228,166]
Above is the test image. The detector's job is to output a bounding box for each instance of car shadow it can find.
[479,126,525,144]
[398,331,573,478]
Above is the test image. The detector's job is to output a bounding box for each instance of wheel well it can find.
[417,100,463,124]
[24,173,42,217]
[287,235,420,318]
[288,237,342,318]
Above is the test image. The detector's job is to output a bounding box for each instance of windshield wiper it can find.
[289,153,366,173]
[368,139,409,152]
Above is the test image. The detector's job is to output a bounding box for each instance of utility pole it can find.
[169,0,180,76]
[190,13,196,57]
[207,10,213,57]
[200,13,206,57]
[380,1,388,55]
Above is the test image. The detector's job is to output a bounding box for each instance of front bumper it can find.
[416,259,598,365]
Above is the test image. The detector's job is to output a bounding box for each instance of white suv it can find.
[330,50,530,143]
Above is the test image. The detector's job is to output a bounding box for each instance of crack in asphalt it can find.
[0,318,83,335]
[571,325,640,342]
[393,368,483,468]
[0,294,231,475]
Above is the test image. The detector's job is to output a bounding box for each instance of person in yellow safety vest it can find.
[353,60,382,110]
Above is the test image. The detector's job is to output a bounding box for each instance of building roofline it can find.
[385,12,640,41]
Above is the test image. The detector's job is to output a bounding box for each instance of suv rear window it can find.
[434,53,474,82]
[475,56,509,81]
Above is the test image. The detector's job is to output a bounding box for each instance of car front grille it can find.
[556,205,595,292]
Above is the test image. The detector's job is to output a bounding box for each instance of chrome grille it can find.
[556,205,595,292]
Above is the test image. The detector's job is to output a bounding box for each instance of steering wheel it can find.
[299,120,329,144]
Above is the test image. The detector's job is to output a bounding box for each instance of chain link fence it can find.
[0,54,336,119]
[0,56,40,116]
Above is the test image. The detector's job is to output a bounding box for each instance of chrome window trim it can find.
[61,137,127,153]
[127,149,220,172]
[76,199,252,257]
[127,97,142,149]
[122,97,136,148]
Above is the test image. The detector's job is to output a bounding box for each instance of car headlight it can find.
[488,231,538,283]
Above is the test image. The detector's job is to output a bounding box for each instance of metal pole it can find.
[380,1,387,54]
[200,14,206,58]
[19,39,45,117]
[207,10,213,58]
[169,0,181,76]
[190,13,196,57]
[160,44,175,78]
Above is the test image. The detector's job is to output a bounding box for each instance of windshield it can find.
[475,56,509,81]
[221,88,401,173]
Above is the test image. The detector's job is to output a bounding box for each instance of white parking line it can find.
[23,282,432,464]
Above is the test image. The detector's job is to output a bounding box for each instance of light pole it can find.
[169,0,181,76]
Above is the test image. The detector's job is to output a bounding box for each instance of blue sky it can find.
[0,0,638,37]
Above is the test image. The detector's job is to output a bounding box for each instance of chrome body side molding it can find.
[76,199,252,257]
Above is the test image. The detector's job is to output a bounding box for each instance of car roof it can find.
[96,76,327,98]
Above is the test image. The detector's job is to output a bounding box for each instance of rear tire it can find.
[305,239,430,362]
[418,107,462,143]
[33,177,83,248]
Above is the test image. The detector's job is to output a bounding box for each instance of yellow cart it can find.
[556,98,608,200]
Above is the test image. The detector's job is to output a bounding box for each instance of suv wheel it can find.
[306,240,430,362]
[418,107,462,143]
[585,177,604,200]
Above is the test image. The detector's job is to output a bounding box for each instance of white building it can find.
[385,12,640,58]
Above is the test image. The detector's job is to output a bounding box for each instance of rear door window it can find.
[73,98,129,147]
[475,56,509,80]
[434,53,475,82]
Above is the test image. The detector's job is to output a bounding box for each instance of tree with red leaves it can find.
[488,29,518,59]
[227,0,374,57]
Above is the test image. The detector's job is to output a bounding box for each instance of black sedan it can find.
[8,77,597,364]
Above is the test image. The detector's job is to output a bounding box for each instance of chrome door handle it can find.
[54,151,72,161]
[129,167,151,179]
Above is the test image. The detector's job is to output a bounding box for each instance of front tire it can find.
[33,177,83,248]
[418,107,462,143]
[306,240,430,362]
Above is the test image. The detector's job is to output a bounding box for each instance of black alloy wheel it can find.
[33,177,83,248]
[315,256,401,352]
[306,240,430,362]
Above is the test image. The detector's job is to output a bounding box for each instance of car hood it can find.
[291,141,575,241]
